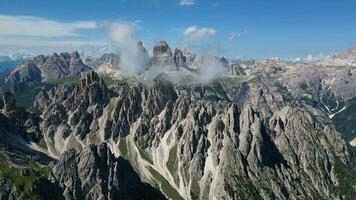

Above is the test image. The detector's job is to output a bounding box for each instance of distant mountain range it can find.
[0,53,33,72]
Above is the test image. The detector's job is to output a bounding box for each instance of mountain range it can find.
[0,41,355,200]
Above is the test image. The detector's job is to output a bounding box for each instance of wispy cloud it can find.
[0,15,97,37]
[227,30,248,41]
[179,0,195,6]
[102,21,149,74]
[0,39,103,47]
[212,1,220,7]
[0,38,107,55]
[182,26,216,43]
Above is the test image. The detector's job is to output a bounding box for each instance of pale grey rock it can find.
[31,71,352,200]
[4,51,92,94]
[1,44,356,200]
[150,40,176,69]
[174,48,187,68]
[53,143,166,200]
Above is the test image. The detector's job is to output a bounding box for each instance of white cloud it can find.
[179,0,195,6]
[293,57,302,62]
[0,15,97,37]
[305,54,313,61]
[227,30,248,41]
[304,53,326,61]
[182,26,216,42]
[0,38,106,55]
[0,39,103,47]
[102,21,149,74]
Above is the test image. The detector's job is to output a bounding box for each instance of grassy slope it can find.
[331,155,356,199]
[332,98,356,142]
[0,153,51,199]
[148,166,184,200]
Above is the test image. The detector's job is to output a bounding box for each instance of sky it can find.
[0,0,355,59]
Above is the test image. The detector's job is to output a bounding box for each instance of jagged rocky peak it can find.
[99,53,120,66]
[150,40,175,68]
[71,51,80,59]
[0,91,30,130]
[82,71,99,85]
[180,48,196,66]
[137,40,148,55]
[53,143,166,200]
[80,71,108,94]
[32,54,46,65]
[137,40,150,69]
[6,60,42,84]
[4,51,92,94]
[174,48,187,68]
[32,51,91,81]
[80,71,109,106]
[153,40,172,57]
[219,57,229,68]
[5,64,354,199]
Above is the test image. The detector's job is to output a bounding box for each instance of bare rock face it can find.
[229,64,246,76]
[174,48,187,68]
[39,52,91,81]
[53,143,166,200]
[2,91,16,112]
[180,48,196,67]
[150,40,176,69]
[2,45,356,200]
[99,53,120,68]
[29,71,354,200]
[220,57,247,76]
[4,61,42,93]
[219,57,229,68]
[137,41,150,68]
[0,91,29,130]
[38,71,111,156]
[4,51,92,94]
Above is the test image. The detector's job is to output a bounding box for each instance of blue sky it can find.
[0,0,355,59]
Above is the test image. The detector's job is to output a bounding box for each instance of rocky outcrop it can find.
[2,91,16,112]
[0,68,13,92]
[174,48,187,68]
[4,51,92,94]
[0,91,29,130]
[150,41,176,69]
[220,57,247,76]
[137,41,150,69]
[40,52,91,81]
[53,143,166,200]
[28,71,354,200]
[4,60,42,93]
[1,45,356,200]
[180,48,196,68]
[99,53,120,68]
[229,64,246,76]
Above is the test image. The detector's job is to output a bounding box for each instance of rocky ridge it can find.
[9,69,352,200]
[4,51,92,94]
[0,43,356,200]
